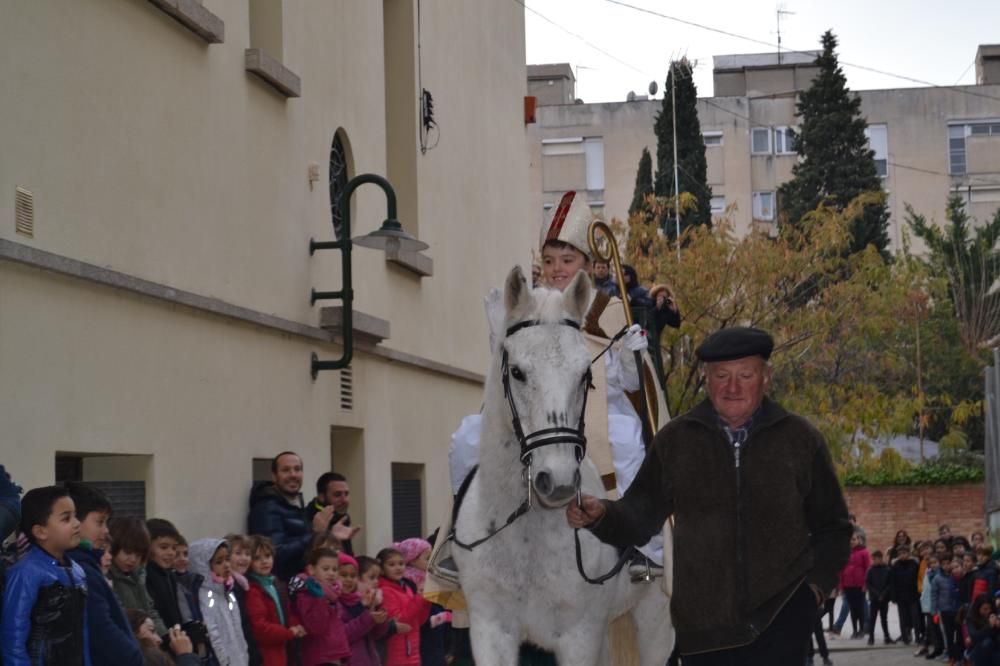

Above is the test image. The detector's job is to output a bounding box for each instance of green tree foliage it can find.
[629,147,654,216]
[620,193,984,475]
[907,194,1000,355]
[778,31,889,257]
[652,58,711,237]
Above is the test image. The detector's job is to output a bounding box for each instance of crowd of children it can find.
[0,481,452,666]
[816,522,1000,666]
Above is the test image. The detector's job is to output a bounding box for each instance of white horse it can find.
[453,267,674,666]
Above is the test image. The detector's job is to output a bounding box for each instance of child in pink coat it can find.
[290,547,350,666]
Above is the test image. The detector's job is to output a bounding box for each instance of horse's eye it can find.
[511,367,526,382]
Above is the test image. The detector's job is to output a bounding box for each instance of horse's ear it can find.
[563,270,592,323]
[504,265,533,320]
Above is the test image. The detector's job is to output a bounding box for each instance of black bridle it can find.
[452,317,633,585]
[501,318,592,468]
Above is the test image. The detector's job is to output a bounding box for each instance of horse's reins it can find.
[452,318,635,585]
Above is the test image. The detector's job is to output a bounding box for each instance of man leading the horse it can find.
[567,326,852,664]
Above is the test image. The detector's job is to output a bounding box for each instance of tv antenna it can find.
[776,6,795,65]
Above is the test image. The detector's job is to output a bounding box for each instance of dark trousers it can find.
[940,611,960,659]
[808,604,829,659]
[844,588,865,634]
[897,600,921,642]
[969,636,1000,666]
[682,583,814,666]
[867,599,891,639]
[923,613,943,652]
[823,597,836,631]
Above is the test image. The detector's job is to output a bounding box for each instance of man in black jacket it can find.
[247,451,359,580]
[567,327,852,664]
[306,472,355,555]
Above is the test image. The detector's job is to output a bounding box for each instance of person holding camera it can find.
[964,593,1000,665]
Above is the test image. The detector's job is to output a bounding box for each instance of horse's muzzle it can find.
[532,469,581,508]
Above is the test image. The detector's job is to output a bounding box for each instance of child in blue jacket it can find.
[1,485,91,666]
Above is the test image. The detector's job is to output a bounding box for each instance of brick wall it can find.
[843,483,986,553]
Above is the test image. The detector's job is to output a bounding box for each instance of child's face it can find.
[935,541,948,556]
[929,557,939,570]
[100,548,113,574]
[114,549,142,574]
[138,618,161,645]
[850,534,860,548]
[308,556,339,587]
[229,545,252,575]
[148,536,177,569]
[360,564,381,591]
[174,544,189,574]
[954,544,967,557]
[953,561,964,577]
[411,549,431,572]
[78,510,111,550]
[339,564,359,594]
[210,546,231,579]
[34,496,81,555]
[382,554,406,582]
[250,549,274,577]
[872,555,883,566]
[964,555,976,572]
[980,602,994,618]
[897,549,911,560]
[978,552,990,565]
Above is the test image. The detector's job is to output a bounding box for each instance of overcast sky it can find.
[524,0,1000,103]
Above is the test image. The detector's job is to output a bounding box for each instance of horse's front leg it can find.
[468,608,522,666]
[553,622,608,666]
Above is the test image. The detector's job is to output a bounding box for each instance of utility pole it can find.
[670,60,681,261]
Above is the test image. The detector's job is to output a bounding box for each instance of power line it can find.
[515,0,650,77]
[519,0,1000,190]
[602,0,1000,105]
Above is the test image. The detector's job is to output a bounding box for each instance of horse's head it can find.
[499,265,592,509]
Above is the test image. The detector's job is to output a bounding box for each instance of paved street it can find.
[825,643,921,665]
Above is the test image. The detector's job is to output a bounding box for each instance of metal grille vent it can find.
[16,186,34,237]
[339,367,354,411]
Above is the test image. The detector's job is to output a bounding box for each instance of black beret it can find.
[696,327,774,362]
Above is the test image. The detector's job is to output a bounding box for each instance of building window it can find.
[391,463,424,541]
[703,131,723,146]
[774,126,796,155]
[710,196,726,214]
[950,121,1000,175]
[751,127,771,155]
[753,191,775,220]
[864,124,889,178]
[329,132,349,240]
[584,138,605,192]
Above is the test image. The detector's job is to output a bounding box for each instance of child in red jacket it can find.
[377,548,431,666]
[246,536,305,666]
[839,531,871,638]
[291,547,351,666]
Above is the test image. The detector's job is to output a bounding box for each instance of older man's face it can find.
[705,356,772,428]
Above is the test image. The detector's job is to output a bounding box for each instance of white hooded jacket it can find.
[188,538,249,666]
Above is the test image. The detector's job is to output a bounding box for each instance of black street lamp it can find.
[309,173,428,378]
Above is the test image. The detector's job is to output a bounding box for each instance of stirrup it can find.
[628,554,662,584]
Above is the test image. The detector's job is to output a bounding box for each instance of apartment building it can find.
[528,44,1000,249]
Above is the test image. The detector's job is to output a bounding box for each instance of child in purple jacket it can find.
[338,553,393,666]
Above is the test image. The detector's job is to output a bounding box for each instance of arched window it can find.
[329,132,349,239]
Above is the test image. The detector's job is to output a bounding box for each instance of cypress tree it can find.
[778,30,889,256]
[629,147,654,215]
[653,58,712,237]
